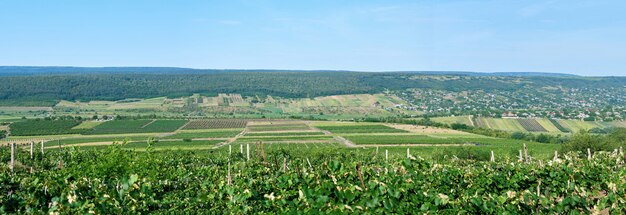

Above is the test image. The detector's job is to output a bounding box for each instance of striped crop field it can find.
[557,120,605,132]
[516,118,547,132]
[478,118,527,132]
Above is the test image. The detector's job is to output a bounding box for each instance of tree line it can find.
[0,72,624,106]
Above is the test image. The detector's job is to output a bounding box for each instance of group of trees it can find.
[1,71,624,106]
[562,128,626,153]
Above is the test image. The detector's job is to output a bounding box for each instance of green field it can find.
[85,120,187,135]
[344,134,516,145]
[557,119,605,132]
[9,120,84,136]
[245,132,325,136]
[479,118,527,132]
[72,120,105,129]
[534,118,562,133]
[246,123,312,132]
[57,140,224,151]
[164,129,243,139]
[314,124,408,133]
[181,119,247,130]
[237,135,333,143]
[432,116,472,125]
[48,135,156,146]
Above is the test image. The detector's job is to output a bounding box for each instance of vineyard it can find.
[9,120,85,136]
[85,120,188,134]
[246,122,312,132]
[550,119,571,132]
[517,118,548,132]
[314,124,408,134]
[182,119,248,130]
[1,144,625,213]
[164,129,243,139]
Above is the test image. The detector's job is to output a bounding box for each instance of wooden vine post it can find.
[406,148,410,158]
[229,145,232,156]
[523,144,529,163]
[356,164,365,190]
[587,148,592,160]
[246,144,250,161]
[385,150,388,161]
[227,159,232,186]
[260,141,267,166]
[490,151,495,162]
[553,151,558,161]
[41,140,44,155]
[240,144,243,154]
[518,150,523,162]
[30,141,34,159]
[306,158,313,170]
[10,142,15,172]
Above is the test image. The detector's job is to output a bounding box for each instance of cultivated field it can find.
[516,118,547,132]
[164,129,243,139]
[246,121,313,132]
[85,119,188,134]
[9,120,84,136]
[181,119,248,130]
[557,119,605,132]
[314,124,408,134]
[432,116,473,126]
[71,120,105,129]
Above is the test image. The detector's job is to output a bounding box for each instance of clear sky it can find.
[1,0,625,76]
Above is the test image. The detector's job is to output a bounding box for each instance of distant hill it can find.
[0,66,579,77]
[396,71,579,77]
[0,67,624,106]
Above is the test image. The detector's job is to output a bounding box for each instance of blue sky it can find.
[1,0,625,76]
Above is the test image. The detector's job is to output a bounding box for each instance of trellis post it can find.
[246,144,250,161]
[30,141,34,159]
[10,142,15,172]
[385,150,388,161]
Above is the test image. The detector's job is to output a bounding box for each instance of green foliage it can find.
[562,129,626,153]
[432,147,491,161]
[450,123,469,130]
[1,146,625,213]
[1,72,623,106]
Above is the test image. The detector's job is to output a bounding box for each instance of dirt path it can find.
[334,136,357,147]
[468,116,475,127]
[140,119,157,128]
[215,129,247,148]
[307,122,331,135]
[175,120,192,132]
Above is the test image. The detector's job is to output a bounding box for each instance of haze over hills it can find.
[0,66,583,77]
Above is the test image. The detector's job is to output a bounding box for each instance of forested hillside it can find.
[0,68,624,106]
